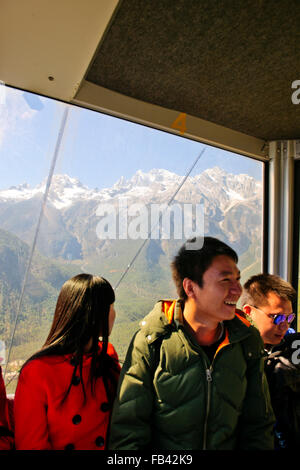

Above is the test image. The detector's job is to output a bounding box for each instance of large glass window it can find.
[0,87,264,392]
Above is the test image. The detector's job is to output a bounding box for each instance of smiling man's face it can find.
[191,254,242,324]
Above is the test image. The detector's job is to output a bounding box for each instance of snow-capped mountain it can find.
[0,167,261,210]
[0,168,262,260]
[0,174,101,209]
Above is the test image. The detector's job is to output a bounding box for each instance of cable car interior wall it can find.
[0,0,299,388]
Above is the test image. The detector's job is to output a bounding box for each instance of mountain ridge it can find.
[0,167,261,210]
[0,167,262,260]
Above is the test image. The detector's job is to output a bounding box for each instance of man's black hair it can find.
[171,236,238,300]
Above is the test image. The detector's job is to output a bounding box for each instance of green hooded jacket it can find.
[109,300,275,450]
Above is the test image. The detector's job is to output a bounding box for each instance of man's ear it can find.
[182,278,195,299]
[243,304,252,316]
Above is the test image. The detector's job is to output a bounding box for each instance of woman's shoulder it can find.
[20,355,68,377]
[106,342,119,361]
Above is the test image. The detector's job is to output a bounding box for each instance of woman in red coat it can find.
[14,273,120,450]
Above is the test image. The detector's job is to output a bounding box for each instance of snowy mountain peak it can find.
[44,174,99,209]
[114,168,179,187]
[8,182,31,191]
[37,174,86,191]
[0,168,261,210]
[0,174,98,209]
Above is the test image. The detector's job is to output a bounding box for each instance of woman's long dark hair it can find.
[21,274,119,405]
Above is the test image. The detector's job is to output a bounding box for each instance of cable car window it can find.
[0,87,264,391]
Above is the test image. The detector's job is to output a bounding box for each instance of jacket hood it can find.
[138,300,173,344]
[138,300,253,346]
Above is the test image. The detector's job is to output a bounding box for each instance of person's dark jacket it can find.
[264,332,300,449]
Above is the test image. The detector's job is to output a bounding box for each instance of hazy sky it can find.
[0,86,263,190]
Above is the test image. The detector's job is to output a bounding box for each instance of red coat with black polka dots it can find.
[14,343,120,450]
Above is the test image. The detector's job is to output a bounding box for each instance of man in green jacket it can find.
[109,237,275,450]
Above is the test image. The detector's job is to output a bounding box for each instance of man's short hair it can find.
[171,236,238,300]
[240,273,296,307]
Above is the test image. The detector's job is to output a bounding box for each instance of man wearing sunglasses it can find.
[240,273,299,448]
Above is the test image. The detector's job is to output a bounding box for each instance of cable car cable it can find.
[114,146,206,291]
[3,107,70,383]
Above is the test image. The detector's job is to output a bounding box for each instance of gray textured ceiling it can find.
[86,0,300,141]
